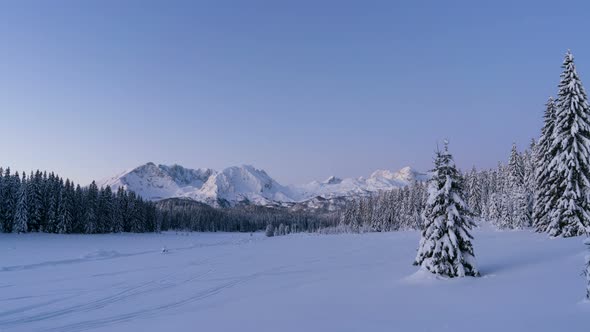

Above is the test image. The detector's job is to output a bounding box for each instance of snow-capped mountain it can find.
[199,165,295,206]
[98,163,216,201]
[97,163,428,206]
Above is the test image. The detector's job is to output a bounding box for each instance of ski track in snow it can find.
[0,230,589,332]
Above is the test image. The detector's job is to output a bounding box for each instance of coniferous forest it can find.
[0,169,158,234]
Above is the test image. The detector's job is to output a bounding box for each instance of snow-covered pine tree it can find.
[370,195,385,232]
[56,179,74,234]
[414,142,478,277]
[84,181,99,234]
[278,223,286,236]
[533,97,558,232]
[352,199,364,233]
[265,224,275,237]
[1,168,17,232]
[72,184,85,233]
[26,170,43,231]
[546,51,590,237]
[506,143,530,228]
[467,167,482,217]
[507,143,524,189]
[97,186,114,233]
[513,188,530,229]
[113,186,125,233]
[13,175,28,233]
[498,193,514,229]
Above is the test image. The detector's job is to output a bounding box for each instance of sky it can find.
[2,0,590,186]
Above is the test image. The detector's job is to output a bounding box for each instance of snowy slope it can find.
[199,165,296,206]
[1,229,588,332]
[98,163,429,205]
[97,163,216,201]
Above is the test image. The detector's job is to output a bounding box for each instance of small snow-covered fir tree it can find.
[414,142,478,277]
[13,179,28,233]
[533,97,558,232]
[278,223,286,236]
[507,143,524,189]
[546,51,590,237]
[265,224,274,237]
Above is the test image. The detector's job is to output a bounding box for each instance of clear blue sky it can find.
[2,0,590,185]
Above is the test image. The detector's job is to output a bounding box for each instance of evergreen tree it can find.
[113,187,126,233]
[507,143,524,189]
[414,142,478,277]
[45,182,58,233]
[97,186,114,233]
[533,97,558,232]
[501,143,530,229]
[498,193,514,229]
[84,181,99,234]
[546,51,590,237]
[513,188,530,229]
[13,177,28,233]
[1,168,18,232]
[27,170,43,231]
[56,180,74,234]
[72,184,85,233]
[467,167,482,217]
[278,223,286,236]
[265,224,275,237]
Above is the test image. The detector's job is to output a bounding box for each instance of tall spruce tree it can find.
[546,51,590,237]
[84,181,99,234]
[507,143,529,228]
[533,97,558,232]
[56,179,74,234]
[414,142,478,277]
[467,167,482,217]
[1,168,17,232]
[13,176,28,233]
[27,170,43,231]
[507,143,524,189]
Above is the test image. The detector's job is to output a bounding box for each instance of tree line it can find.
[156,198,338,234]
[0,169,158,234]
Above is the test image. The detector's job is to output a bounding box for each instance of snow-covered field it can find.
[1,229,588,332]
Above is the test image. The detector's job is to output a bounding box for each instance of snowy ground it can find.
[1,228,589,332]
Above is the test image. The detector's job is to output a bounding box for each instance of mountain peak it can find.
[323,176,342,185]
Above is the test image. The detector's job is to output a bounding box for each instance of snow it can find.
[1,229,588,331]
[97,163,430,206]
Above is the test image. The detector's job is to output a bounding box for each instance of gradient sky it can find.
[2,0,590,185]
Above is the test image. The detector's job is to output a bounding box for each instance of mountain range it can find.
[97,163,429,207]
